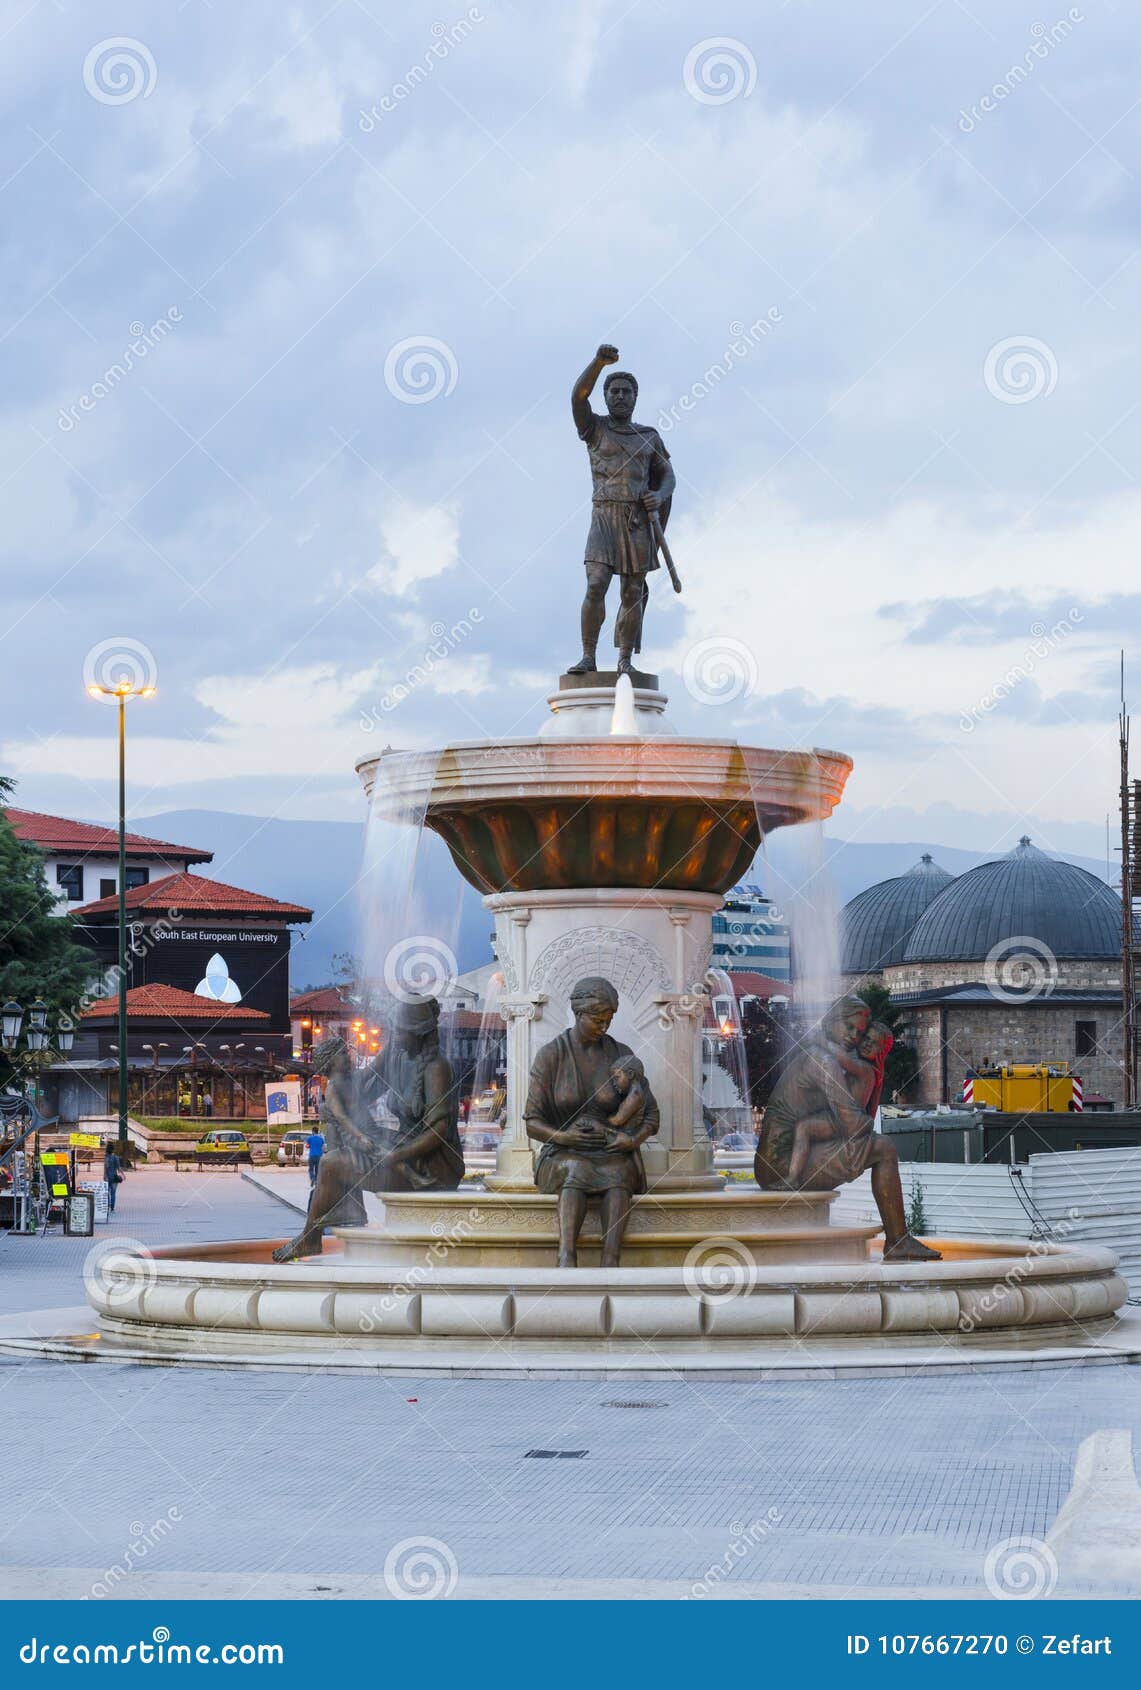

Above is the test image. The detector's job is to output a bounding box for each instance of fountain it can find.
[74,654,1128,1373]
[71,343,1128,1375]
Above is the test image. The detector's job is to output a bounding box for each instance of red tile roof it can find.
[721,971,793,999]
[704,972,793,1027]
[74,872,312,921]
[290,986,355,1016]
[4,807,212,863]
[83,984,270,1023]
[442,1009,505,1032]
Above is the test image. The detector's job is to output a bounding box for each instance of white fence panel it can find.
[827,1149,1141,1290]
[1030,1148,1141,1290]
[829,1163,1031,1239]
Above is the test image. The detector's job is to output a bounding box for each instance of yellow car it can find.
[194,1129,251,1166]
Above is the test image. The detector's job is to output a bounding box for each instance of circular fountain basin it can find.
[356,737,852,895]
[73,1222,1129,1379]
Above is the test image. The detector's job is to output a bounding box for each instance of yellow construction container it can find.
[965,1062,1079,1112]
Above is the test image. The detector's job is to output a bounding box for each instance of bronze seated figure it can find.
[755,995,940,1262]
[272,995,464,1262]
[524,976,659,1268]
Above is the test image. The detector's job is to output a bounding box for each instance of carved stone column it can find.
[481,886,722,1195]
[483,994,546,1192]
[650,983,717,1188]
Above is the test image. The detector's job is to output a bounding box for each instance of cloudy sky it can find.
[2,0,1138,864]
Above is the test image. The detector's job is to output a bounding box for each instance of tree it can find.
[855,980,919,1102]
[0,781,95,1090]
[740,994,792,1109]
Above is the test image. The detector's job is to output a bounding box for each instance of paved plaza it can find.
[2,1170,1141,1600]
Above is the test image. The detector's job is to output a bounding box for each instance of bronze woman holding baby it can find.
[524,976,659,1267]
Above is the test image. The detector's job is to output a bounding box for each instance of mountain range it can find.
[134,809,1117,991]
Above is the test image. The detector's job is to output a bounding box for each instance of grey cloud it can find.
[3,1,1141,823]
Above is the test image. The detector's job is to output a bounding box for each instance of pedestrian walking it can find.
[306,1126,325,1188]
[103,1142,125,1215]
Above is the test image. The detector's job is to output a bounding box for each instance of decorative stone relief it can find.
[528,926,671,1021]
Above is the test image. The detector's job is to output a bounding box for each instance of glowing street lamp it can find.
[86,673,156,1155]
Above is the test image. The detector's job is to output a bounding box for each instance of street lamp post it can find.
[87,674,155,1156]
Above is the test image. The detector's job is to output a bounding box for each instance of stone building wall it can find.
[884,957,1121,996]
[904,999,1125,1107]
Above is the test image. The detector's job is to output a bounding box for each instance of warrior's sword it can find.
[649,511,682,593]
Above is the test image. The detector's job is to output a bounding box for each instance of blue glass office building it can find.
[712,882,791,982]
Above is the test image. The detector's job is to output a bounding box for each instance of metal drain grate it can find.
[602,1400,666,1409]
[524,1449,588,1459]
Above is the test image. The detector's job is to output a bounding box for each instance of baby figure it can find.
[575,1055,648,1148]
[786,1022,893,1186]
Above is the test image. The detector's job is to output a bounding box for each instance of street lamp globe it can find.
[1,1001,23,1049]
[27,999,49,1053]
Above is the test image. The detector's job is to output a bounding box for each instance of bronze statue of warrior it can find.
[755,996,940,1263]
[272,997,464,1262]
[567,344,676,679]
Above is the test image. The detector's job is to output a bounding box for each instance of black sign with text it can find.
[78,922,293,1032]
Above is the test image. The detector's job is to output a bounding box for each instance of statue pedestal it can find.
[483,886,723,1195]
[540,673,675,738]
[339,1187,878,1269]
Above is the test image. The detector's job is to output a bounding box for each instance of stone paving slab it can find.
[1,1171,1140,1598]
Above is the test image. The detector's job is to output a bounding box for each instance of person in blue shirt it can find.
[306,1128,325,1187]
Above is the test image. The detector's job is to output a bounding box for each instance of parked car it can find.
[460,1129,500,1152]
[195,1129,251,1166]
[276,1129,311,1167]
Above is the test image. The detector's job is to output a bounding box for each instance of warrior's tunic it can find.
[578,410,671,577]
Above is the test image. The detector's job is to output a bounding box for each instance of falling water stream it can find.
[357,748,466,1074]
[609,673,638,735]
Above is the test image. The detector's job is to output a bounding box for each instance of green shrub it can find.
[135,1116,286,1137]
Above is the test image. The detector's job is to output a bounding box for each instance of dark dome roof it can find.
[902,838,1120,964]
[841,854,955,974]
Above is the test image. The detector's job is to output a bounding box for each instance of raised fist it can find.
[596,343,619,365]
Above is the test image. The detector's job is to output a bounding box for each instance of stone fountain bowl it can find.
[356,738,852,895]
